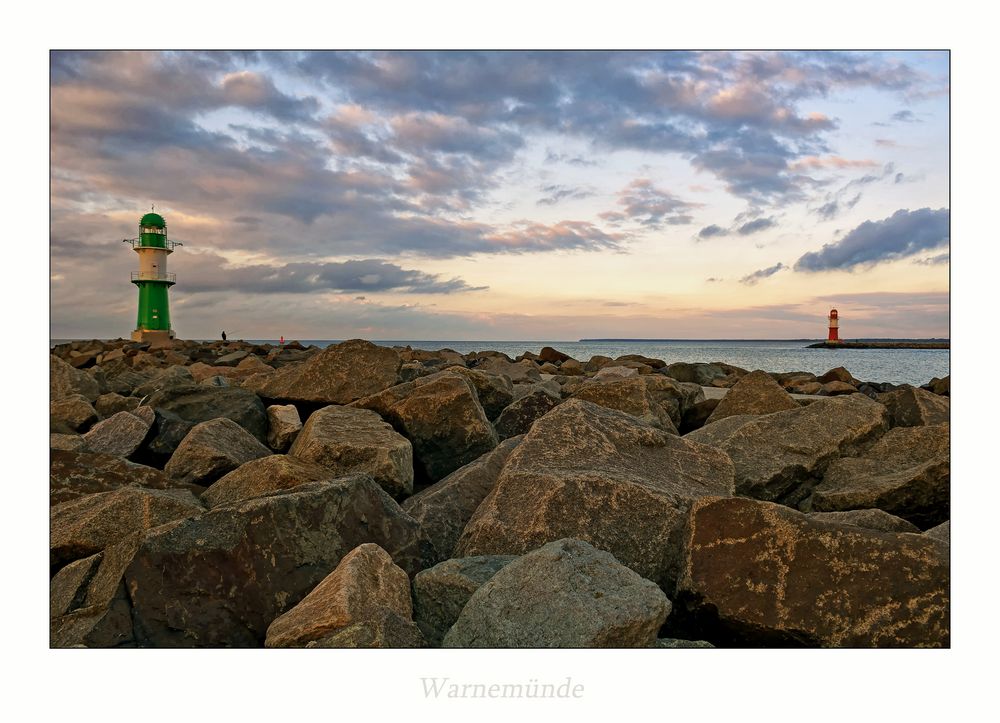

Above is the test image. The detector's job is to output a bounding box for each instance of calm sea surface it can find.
[52,338,950,387]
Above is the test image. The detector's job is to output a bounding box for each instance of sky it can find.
[49,50,949,340]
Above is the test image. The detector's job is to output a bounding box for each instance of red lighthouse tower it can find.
[828,308,840,343]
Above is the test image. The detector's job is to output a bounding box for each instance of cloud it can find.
[891,109,921,123]
[740,262,787,285]
[815,192,862,220]
[812,163,898,220]
[737,217,778,235]
[873,109,925,127]
[698,224,728,240]
[795,207,949,271]
[875,138,898,147]
[537,184,597,206]
[173,254,487,294]
[914,252,949,266]
[220,71,320,123]
[788,156,879,172]
[544,149,597,167]
[600,179,697,228]
[484,221,625,253]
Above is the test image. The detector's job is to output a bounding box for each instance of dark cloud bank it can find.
[795,207,949,272]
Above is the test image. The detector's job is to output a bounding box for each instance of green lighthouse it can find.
[123,209,182,344]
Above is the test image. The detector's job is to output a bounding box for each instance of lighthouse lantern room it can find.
[827,308,840,343]
[123,210,181,344]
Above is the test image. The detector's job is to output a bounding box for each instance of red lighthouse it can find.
[828,309,840,342]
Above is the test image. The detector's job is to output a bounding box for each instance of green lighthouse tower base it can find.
[124,211,181,345]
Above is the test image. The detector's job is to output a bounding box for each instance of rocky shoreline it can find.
[50,337,950,648]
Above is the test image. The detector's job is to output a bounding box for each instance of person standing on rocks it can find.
[221,330,227,341]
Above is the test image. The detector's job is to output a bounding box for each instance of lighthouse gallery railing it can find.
[131,271,176,283]
[122,238,183,250]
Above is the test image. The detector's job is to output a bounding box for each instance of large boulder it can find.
[511,378,561,401]
[247,339,401,406]
[164,417,271,486]
[772,371,819,389]
[136,407,195,466]
[674,497,949,647]
[455,400,734,588]
[818,366,856,385]
[616,353,666,370]
[443,539,671,648]
[51,354,100,402]
[539,346,573,364]
[101,366,151,397]
[925,376,950,396]
[820,381,858,396]
[289,405,413,497]
[570,377,677,432]
[412,555,516,646]
[237,355,274,376]
[807,423,949,528]
[301,611,426,648]
[50,394,99,434]
[876,387,950,428]
[584,355,613,372]
[50,534,142,648]
[125,476,423,646]
[215,350,249,366]
[664,362,724,386]
[94,392,140,418]
[704,370,798,424]
[684,395,889,504]
[50,433,86,452]
[493,388,561,440]
[265,543,415,648]
[50,449,197,506]
[925,520,950,545]
[188,362,236,383]
[50,487,203,570]
[352,371,497,483]
[402,436,523,567]
[144,384,268,442]
[133,366,196,398]
[788,380,823,395]
[444,366,514,420]
[201,455,333,508]
[81,410,153,459]
[265,404,302,451]
[641,376,702,428]
[592,365,638,381]
[474,357,541,383]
